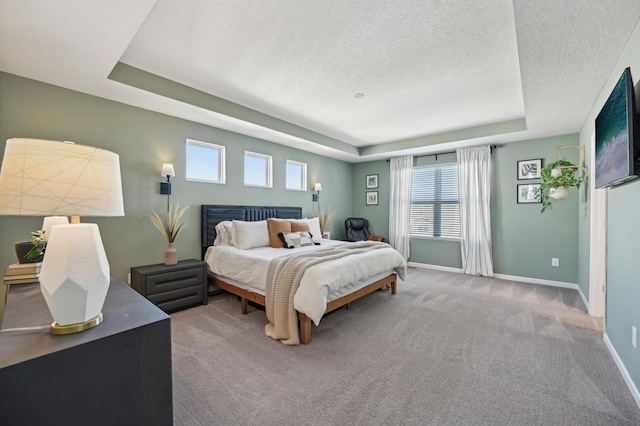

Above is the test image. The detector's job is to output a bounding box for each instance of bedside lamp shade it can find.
[0,139,124,217]
[0,138,124,334]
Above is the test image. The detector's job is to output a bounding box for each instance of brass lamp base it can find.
[50,313,103,335]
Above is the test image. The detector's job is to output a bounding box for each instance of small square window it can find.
[186,139,225,184]
[286,160,307,191]
[244,151,272,188]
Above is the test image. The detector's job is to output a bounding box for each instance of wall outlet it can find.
[552,258,559,267]
[127,272,131,285]
[633,326,637,349]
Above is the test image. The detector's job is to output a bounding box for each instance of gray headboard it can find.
[201,204,303,258]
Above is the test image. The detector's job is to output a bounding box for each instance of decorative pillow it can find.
[303,217,323,242]
[213,221,233,246]
[278,231,316,249]
[368,234,383,242]
[232,220,270,250]
[290,220,310,233]
[267,218,291,248]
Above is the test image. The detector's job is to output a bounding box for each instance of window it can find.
[185,139,225,184]
[285,160,307,191]
[410,163,460,239]
[244,151,272,187]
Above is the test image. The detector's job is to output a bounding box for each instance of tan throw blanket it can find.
[265,241,399,345]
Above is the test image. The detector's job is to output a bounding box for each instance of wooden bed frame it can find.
[201,204,397,344]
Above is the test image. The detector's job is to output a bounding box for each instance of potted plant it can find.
[539,159,584,213]
[14,230,47,263]
[147,203,189,265]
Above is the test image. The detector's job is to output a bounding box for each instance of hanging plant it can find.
[538,159,583,213]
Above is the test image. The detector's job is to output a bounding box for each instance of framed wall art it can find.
[517,159,543,180]
[517,184,541,204]
[366,174,379,189]
[366,191,379,205]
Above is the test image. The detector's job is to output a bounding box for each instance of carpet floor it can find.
[170,267,640,425]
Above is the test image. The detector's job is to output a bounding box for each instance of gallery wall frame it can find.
[366,174,379,189]
[517,183,541,204]
[517,159,543,180]
[366,191,379,205]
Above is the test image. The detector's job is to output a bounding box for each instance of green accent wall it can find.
[581,19,640,397]
[353,135,580,283]
[0,72,352,282]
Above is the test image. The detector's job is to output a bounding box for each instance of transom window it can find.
[244,151,272,188]
[185,139,225,184]
[285,160,307,191]
[410,163,460,239]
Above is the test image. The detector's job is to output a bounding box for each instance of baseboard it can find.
[577,286,590,313]
[407,262,463,274]
[604,333,640,410]
[408,262,580,291]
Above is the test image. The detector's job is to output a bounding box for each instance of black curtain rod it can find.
[386,144,497,162]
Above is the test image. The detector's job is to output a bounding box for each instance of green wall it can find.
[579,19,640,396]
[0,72,352,282]
[492,134,580,282]
[352,135,580,283]
[351,160,391,238]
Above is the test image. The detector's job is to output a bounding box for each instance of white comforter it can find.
[204,240,406,325]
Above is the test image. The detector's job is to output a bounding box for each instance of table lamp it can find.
[0,138,124,334]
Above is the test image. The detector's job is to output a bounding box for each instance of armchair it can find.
[345,217,387,243]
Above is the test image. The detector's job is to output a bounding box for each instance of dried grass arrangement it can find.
[317,207,335,234]
[147,202,189,243]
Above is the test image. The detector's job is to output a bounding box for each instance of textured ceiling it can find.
[1,1,640,162]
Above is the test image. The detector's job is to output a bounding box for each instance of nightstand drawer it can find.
[146,268,204,295]
[148,285,204,310]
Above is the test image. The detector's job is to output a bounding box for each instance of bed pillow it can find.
[213,221,234,246]
[267,218,291,248]
[278,231,316,249]
[301,217,323,242]
[232,220,270,250]
[290,220,310,233]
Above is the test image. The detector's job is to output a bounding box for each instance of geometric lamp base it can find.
[50,312,103,335]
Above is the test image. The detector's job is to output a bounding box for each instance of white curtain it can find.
[457,146,493,277]
[389,155,413,260]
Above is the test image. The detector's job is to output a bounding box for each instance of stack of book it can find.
[3,262,42,285]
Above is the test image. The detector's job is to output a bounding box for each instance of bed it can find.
[201,204,406,344]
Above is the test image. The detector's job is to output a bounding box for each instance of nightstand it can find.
[131,259,207,312]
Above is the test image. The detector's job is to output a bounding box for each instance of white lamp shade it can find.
[161,163,175,178]
[314,183,322,192]
[40,224,110,325]
[0,138,124,217]
[42,216,70,241]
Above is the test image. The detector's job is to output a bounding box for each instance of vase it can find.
[549,186,569,200]
[164,242,177,265]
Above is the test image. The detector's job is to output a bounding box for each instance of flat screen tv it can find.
[595,67,640,188]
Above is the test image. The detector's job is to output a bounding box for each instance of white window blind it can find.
[410,163,460,239]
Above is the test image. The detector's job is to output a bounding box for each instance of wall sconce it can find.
[312,183,322,202]
[160,163,175,211]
